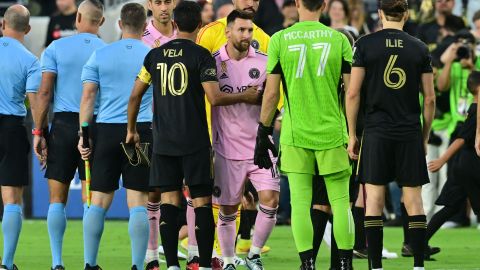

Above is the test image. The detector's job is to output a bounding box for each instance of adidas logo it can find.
[195,226,200,230]
[220,73,229,79]
[160,221,167,226]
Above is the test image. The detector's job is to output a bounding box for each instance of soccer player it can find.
[32,1,105,269]
[77,3,152,270]
[143,0,177,48]
[0,5,41,270]
[142,1,177,267]
[345,1,436,270]
[196,1,273,267]
[126,2,260,270]
[254,0,355,268]
[211,10,279,270]
[428,71,480,258]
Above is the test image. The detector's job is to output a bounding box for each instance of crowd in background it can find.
[1,0,480,228]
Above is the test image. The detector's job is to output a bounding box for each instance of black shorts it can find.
[0,115,30,186]
[312,163,359,206]
[46,113,93,183]
[150,147,214,198]
[91,123,152,192]
[437,149,480,215]
[357,133,429,187]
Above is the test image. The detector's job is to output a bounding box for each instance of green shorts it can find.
[279,144,351,175]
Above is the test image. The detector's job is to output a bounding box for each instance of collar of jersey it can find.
[219,44,256,62]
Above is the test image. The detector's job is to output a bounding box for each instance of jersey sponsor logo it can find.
[205,68,217,76]
[249,68,261,79]
[220,85,233,93]
[251,39,260,50]
[383,55,406,89]
[220,73,229,79]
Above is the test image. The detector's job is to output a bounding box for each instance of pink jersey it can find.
[142,20,177,48]
[212,45,267,160]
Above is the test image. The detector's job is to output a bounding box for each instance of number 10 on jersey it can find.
[288,43,331,78]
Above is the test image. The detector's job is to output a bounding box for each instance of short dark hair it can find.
[473,10,480,24]
[120,3,146,33]
[443,14,466,33]
[283,0,296,8]
[379,0,408,22]
[173,1,202,33]
[301,0,324,12]
[226,10,254,26]
[467,71,480,95]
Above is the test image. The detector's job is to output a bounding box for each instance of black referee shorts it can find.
[46,112,93,183]
[0,115,30,186]
[150,146,214,199]
[91,122,152,193]
[357,133,429,187]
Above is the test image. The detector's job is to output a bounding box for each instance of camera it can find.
[456,40,472,60]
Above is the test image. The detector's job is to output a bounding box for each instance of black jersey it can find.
[458,103,477,148]
[352,29,433,140]
[141,39,218,155]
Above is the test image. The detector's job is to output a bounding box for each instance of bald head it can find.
[78,0,104,25]
[3,4,30,33]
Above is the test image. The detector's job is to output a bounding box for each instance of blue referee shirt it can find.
[81,38,153,123]
[41,33,105,113]
[0,37,41,117]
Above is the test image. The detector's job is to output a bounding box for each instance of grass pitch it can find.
[2,220,479,269]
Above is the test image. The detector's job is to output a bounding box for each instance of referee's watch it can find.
[32,128,43,136]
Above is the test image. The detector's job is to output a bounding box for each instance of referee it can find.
[126,2,260,270]
[77,3,152,270]
[0,5,41,270]
[32,1,105,269]
[346,1,435,270]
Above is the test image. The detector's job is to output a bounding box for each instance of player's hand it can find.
[125,131,140,147]
[427,158,445,172]
[33,135,48,169]
[475,136,480,157]
[77,137,92,160]
[254,123,278,170]
[441,43,460,64]
[347,135,359,160]
[242,86,262,105]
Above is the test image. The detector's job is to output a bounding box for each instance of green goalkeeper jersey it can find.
[267,21,353,150]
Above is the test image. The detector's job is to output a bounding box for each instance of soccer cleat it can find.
[245,254,264,270]
[132,266,138,270]
[145,260,160,270]
[211,257,224,270]
[84,264,102,270]
[52,266,65,270]
[0,265,18,270]
[223,264,236,270]
[353,248,368,259]
[186,256,199,270]
[234,256,245,266]
[401,243,440,258]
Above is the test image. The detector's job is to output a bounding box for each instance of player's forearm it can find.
[259,86,280,127]
[345,92,360,138]
[79,87,97,127]
[210,92,250,106]
[437,62,452,92]
[27,93,37,124]
[34,77,54,129]
[127,94,141,133]
[439,138,464,163]
[422,95,435,143]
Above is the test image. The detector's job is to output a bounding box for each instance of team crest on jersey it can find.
[154,39,161,48]
[213,186,221,197]
[205,68,217,76]
[251,39,260,50]
[249,68,260,79]
[220,85,233,93]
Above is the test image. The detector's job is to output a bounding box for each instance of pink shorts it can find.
[213,154,280,205]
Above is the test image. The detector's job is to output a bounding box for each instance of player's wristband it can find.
[32,128,43,136]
